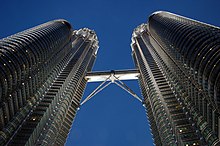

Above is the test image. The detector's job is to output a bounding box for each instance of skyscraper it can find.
[1,11,220,146]
[0,20,98,145]
[131,11,220,146]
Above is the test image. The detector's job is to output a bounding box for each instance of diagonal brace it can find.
[113,75,142,103]
[80,75,111,106]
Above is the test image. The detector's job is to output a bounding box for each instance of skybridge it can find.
[80,69,143,106]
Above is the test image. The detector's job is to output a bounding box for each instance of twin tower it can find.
[0,11,220,146]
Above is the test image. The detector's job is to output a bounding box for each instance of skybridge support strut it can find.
[80,69,142,106]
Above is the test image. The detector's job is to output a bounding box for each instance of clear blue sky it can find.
[1,0,220,146]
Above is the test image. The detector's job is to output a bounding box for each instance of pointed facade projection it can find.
[131,11,220,146]
[0,20,98,145]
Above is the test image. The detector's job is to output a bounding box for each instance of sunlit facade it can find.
[131,11,220,146]
[0,20,98,145]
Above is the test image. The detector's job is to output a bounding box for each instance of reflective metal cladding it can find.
[0,20,98,145]
[132,11,220,146]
